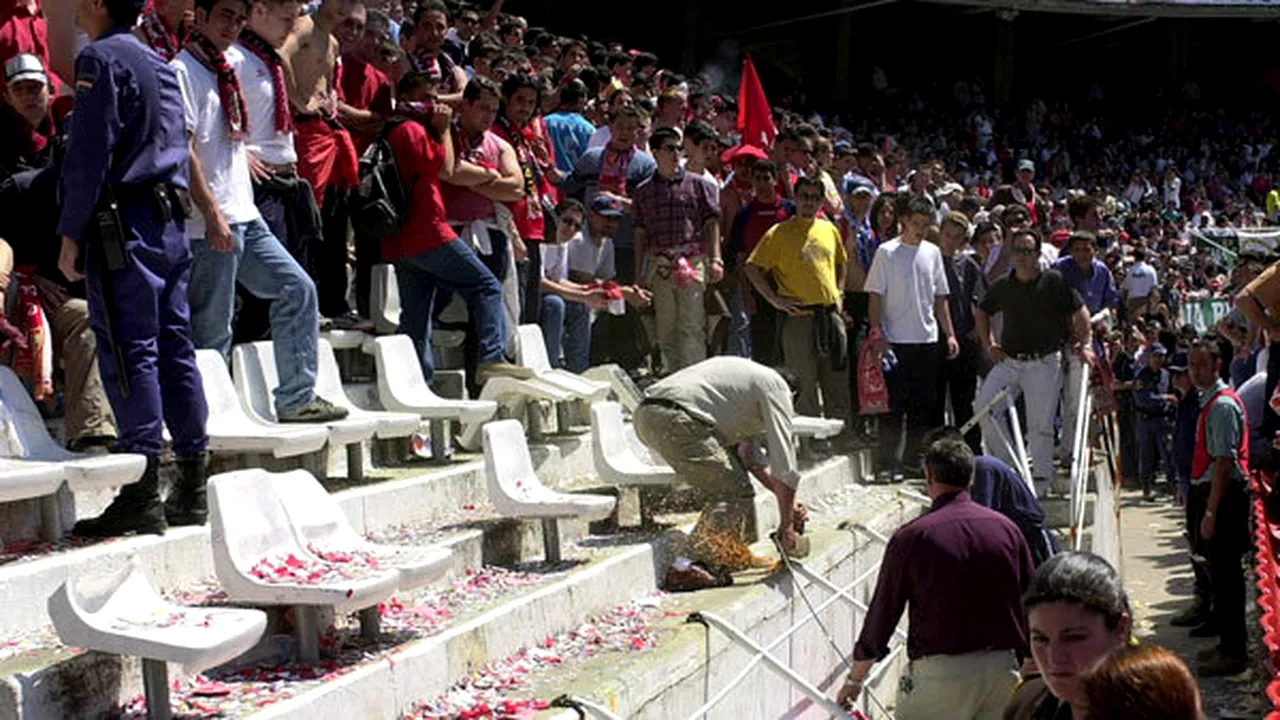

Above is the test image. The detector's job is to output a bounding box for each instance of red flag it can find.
[737,54,777,149]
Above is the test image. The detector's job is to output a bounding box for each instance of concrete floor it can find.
[1117,489,1268,720]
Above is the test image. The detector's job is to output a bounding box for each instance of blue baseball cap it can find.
[590,194,625,218]
[1149,342,1167,356]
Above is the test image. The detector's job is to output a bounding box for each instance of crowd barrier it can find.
[1250,471,1280,718]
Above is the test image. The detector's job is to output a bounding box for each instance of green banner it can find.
[1180,297,1231,333]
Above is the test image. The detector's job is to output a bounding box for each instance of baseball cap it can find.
[1167,350,1189,373]
[1017,159,1035,173]
[833,141,854,157]
[4,54,47,87]
[590,194,625,218]
[1149,342,1168,356]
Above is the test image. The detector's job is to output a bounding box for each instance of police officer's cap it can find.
[1149,342,1168,356]
[1167,351,1189,373]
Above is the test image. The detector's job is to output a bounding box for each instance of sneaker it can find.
[278,397,349,423]
[1197,648,1247,677]
[475,361,536,384]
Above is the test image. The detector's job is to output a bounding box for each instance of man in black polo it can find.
[836,436,1033,718]
[974,228,1091,498]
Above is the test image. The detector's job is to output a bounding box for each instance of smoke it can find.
[698,39,742,96]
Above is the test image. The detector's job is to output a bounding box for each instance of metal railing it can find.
[1067,361,1093,551]
[963,385,1035,492]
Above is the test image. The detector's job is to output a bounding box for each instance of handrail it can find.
[688,612,855,719]
[1068,361,1093,550]
[960,387,1009,436]
[685,560,889,720]
[1005,394,1035,490]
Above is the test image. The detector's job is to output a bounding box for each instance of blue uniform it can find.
[1132,364,1175,492]
[58,26,208,457]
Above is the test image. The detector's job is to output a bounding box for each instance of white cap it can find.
[4,53,47,87]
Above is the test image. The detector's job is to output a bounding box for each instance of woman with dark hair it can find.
[1005,552,1133,720]
[1082,645,1203,720]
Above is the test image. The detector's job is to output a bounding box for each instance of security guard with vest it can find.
[57,0,210,537]
[1132,342,1176,501]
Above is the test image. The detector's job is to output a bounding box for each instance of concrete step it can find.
[0,434,598,642]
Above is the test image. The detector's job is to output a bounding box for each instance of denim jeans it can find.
[396,238,506,384]
[563,300,592,373]
[724,277,752,358]
[539,294,565,368]
[189,217,319,414]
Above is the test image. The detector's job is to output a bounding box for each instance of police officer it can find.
[1132,342,1176,501]
[56,0,210,536]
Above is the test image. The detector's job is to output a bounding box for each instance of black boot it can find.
[73,456,167,538]
[164,452,209,526]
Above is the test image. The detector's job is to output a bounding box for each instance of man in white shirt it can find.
[865,194,959,476]
[537,199,607,370]
[1121,248,1160,318]
[176,0,345,422]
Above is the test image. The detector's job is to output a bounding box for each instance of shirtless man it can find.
[281,0,365,322]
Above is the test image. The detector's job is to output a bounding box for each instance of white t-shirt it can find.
[863,238,950,344]
[232,44,298,165]
[541,242,570,282]
[1121,262,1158,300]
[567,229,616,280]
[172,47,260,238]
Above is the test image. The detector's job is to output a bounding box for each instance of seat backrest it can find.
[515,324,552,374]
[231,342,281,422]
[313,339,353,409]
[196,350,249,417]
[483,419,537,497]
[0,365,67,459]
[371,264,401,328]
[590,402,629,464]
[373,335,435,400]
[63,558,138,616]
[209,470,304,571]
[265,469,362,549]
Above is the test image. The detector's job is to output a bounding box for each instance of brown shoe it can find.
[476,361,536,384]
[663,560,732,592]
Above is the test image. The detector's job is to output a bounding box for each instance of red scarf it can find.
[138,8,184,62]
[494,114,543,219]
[238,30,292,134]
[185,33,248,141]
[598,145,634,198]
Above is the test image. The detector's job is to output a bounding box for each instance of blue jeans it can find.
[563,300,592,373]
[396,238,506,384]
[539,294,566,368]
[189,217,319,414]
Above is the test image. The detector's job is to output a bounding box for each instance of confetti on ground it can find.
[248,552,382,586]
[0,535,110,566]
[404,595,665,719]
[0,625,69,663]
[107,566,557,718]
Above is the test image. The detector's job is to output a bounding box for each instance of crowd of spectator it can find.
[1,0,1278,714]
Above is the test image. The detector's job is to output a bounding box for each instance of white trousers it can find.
[975,352,1063,490]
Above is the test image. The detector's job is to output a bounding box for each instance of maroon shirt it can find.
[854,490,1034,662]
[632,170,720,258]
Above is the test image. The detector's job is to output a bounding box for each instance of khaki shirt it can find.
[1245,262,1280,319]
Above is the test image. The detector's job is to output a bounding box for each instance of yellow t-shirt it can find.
[1267,189,1280,223]
[747,216,847,307]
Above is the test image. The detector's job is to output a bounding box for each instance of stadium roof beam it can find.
[918,0,1280,19]
[723,0,902,36]
[1056,16,1157,46]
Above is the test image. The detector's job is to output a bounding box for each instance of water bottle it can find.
[881,346,898,374]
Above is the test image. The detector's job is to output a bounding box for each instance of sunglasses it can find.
[1012,246,1039,256]
[657,145,680,154]
[797,193,824,202]
[560,216,583,229]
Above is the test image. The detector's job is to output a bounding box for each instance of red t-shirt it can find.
[742,197,793,254]
[382,120,456,261]
[340,56,393,153]
[0,0,57,88]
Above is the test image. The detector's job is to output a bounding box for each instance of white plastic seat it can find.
[266,469,451,589]
[514,325,609,402]
[582,364,644,412]
[315,339,420,439]
[195,350,328,458]
[0,457,65,503]
[483,420,615,521]
[231,342,378,447]
[370,335,498,424]
[792,415,845,440]
[321,329,371,351]
[455,374,576,451]
[0,366,145,492]
[48,557,267,673]
[209,469,399,612]
[371,264,402,336]
[590,402,676,486]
